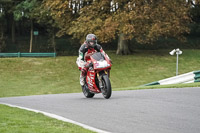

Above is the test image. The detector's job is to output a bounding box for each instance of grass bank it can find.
[0,104,94,133]
[0,49,200,97]
[0,49,199,133]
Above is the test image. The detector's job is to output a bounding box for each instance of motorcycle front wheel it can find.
[82,84,95,98]
[101,74,112,99]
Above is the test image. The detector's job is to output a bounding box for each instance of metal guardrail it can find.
[143,70,200,86]
[0,52,56,57]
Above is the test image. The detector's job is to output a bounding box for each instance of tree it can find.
[0,0,9,51]
[42,0,74,38]
[0,0,22,44]
[114,0,191,54]
[43,0,191,55]
[35,2,60,53]
[0,4,6,52]
[189,0,200,35]
[14,0,40,53]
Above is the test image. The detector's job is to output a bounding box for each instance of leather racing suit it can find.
[76,42,105,86]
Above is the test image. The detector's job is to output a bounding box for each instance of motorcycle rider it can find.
[76,34,109,86]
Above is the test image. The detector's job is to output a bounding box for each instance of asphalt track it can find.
[0,87,200,133]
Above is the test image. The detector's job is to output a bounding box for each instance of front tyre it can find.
[82,84,95,98]
[101,74,112,99]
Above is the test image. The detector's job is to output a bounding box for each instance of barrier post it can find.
[18,52,21,57]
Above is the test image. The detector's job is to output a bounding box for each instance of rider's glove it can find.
[76,57,86,69]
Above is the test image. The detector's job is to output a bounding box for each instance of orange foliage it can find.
[42,0,191,44]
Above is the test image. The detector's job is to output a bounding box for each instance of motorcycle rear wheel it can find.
[82,84,95,98]
[101,74,112,99]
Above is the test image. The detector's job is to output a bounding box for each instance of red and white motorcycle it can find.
[77,52,112,99]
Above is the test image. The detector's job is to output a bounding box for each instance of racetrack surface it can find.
[0,87,200,133]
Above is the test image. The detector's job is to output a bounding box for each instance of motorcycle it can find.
[77,52,112,99]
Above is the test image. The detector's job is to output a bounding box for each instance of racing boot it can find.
[80,74,85,86]
[80,67,87,86]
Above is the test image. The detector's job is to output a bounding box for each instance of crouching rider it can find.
[76,34,108,86]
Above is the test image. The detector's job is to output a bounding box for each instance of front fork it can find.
[97,70,109,90]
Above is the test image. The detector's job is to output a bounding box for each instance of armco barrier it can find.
[144,70,200,86]
[0,52,56,57]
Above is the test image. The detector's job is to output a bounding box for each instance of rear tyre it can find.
[82,84,95,98]
[101,74,112,99]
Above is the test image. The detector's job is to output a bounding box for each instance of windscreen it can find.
[91,52,105,61]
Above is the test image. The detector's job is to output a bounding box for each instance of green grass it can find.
[0,104,94,133]
[111,49,200,88]
[0,49,200,98]
[0,49,200,133]
[115,82,200,91]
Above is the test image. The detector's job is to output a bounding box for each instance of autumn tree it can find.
[34,1,60,53]
[115,0,191,54]
[42,0,74,36]
[42,0,191,55]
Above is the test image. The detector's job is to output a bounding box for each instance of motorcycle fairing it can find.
[91,52,112,70]
[86,69,100,93]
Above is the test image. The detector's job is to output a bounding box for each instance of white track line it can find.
[0,102,110,133]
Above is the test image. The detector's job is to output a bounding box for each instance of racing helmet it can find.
[86,34,97,48]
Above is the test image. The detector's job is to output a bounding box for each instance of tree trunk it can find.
[11,19,15,43]
[0,23,3,38]
[52,28,56,53]
[29,19,33,53]
[0,23,6,52]
[116,33,131,55]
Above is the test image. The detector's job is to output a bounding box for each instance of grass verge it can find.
[0,49,200,97]
[0,104,94,133]
[115,82,200,91]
